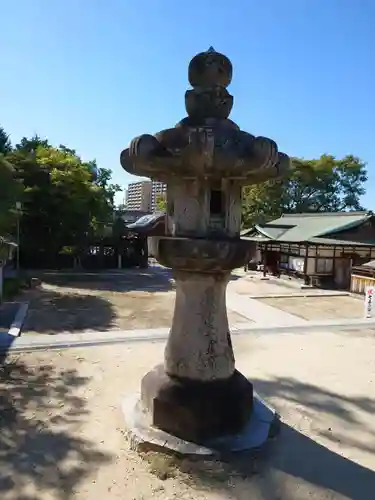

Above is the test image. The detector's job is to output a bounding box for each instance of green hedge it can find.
[2,277,28,300]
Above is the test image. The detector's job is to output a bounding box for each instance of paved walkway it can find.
[151,265,307,326]
[227,289,307,326]
[7,317,375,354]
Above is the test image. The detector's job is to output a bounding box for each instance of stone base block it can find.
[122,392,279,457]
[140,364,253,443]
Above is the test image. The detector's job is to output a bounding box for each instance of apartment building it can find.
[151,181,167,212]
[125,181,152,211]
[124,180,167,212]
[122,188,128,207]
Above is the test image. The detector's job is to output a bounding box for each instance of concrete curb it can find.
[0,301,29,357]
[231,318,375,334]
[8,302,29,337]
[247,292,350,299]
[2,317,375,354]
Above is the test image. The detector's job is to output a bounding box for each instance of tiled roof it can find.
[243,212,374,244]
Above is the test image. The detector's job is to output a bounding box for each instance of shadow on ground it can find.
[0,303,19,331]
[32,268,175,293]
[148,376,375,499]
[0,335,16,364]
[0,303,20,362]
[0,358,112,500]
[23,288,117,334]
[154,425,375,500]
[30,266,242,294]
[252,376,375,455]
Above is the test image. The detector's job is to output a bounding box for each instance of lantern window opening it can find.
[210,189,225,216]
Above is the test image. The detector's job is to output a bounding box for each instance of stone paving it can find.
[226,289,306,326]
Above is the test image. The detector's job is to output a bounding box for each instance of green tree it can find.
[0,127,12,155]
[9,140,118,256]
[0,127,21,235]
[0,154,20,235]
[15,134,50,153]
[242,154,367,227]
[155,194,167,212]
[94,165,122,208]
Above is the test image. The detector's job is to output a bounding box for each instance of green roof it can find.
[309,237,375,247]
[244,212,374,245]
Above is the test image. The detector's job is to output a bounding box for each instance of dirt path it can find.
[258,295,364,320]
[21,280,249,335]
[1,328,375,499]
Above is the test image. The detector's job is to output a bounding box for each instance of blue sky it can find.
[2,0,375,207]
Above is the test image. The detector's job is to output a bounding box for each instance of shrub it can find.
[2,277,27,300]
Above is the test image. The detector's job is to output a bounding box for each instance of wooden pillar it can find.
[304,244,309,285]
[263,244,267,277]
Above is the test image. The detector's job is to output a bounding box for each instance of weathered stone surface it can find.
[156,238,250,272]
[120,124,290,184]
[165,271,234,380]
[120,48,290,450]
[123,392,278,456]
[140,364,254,443]
[120,48,291,185]
[188,47,233,89]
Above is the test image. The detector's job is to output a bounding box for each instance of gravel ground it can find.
[1,328,375,499]
[229,273,349,297]
[257,295,364,320]
[21,282,249,335]
[229,277,304,296]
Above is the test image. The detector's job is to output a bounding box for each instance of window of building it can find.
[316,258,333,274]
[280,254,289,264]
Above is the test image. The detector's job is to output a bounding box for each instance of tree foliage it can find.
[155,194,167,212]
[0,127,21,235]
[94,165,122,208]
[0,125,369,259]
[242,155,368,227]
[0,127,12,155]
[0,153,20,235]
[0,127,121,257]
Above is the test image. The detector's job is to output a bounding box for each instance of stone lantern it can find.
[121,48,290,452]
